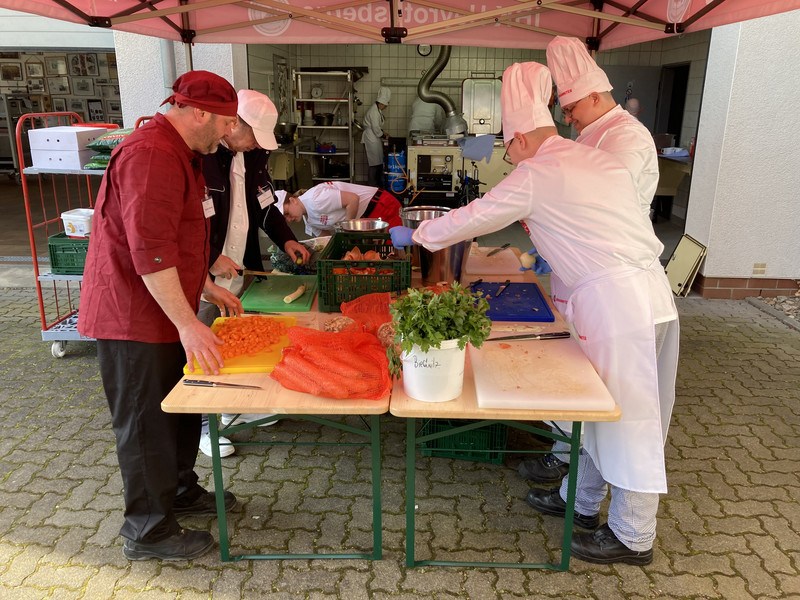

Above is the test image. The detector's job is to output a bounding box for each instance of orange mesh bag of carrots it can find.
[271,326,391,400]
[215,316,288,359]
[340,292,392,334]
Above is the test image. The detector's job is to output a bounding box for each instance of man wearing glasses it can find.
[390,61,678,565]
[517,36,661,490]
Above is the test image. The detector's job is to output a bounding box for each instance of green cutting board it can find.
[240,275,317,312]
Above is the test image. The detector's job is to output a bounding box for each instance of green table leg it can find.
[209,414,232,562]
[558,421,582,571]
[370,414,383,560]
[405,417,417,567]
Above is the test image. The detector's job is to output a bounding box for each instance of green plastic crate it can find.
[48,232,89,275]
[316,231,411,312]
[420,419,509,465]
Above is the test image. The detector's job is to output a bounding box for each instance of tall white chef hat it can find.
[376,86,391,105]
[546,36,612,107]
[500,62,555,144]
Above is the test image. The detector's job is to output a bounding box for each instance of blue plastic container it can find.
[387,151,406,193]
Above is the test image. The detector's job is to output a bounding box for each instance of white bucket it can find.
[401,339,466,402]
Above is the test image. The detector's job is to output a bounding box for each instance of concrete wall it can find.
[686,9,800,280]
[114,32,249,128]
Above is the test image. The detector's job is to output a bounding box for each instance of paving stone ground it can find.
[0,280,798,599]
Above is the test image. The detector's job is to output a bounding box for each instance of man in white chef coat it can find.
[361,86,391,188]
[390,61,679,565]
[517,36,662,486]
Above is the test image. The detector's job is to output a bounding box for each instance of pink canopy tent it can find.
[1,0,799,51]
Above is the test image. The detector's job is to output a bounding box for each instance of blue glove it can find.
[390,226,416,248]
[532,255,552,275]
[519,246,551,274]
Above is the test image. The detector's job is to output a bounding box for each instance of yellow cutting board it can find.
[183,315,297,375]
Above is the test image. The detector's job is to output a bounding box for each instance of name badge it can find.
[257,187,275,209]
[202,191,215,218]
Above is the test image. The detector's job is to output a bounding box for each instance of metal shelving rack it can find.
[15,112,107,357]
[293,69,355,183]
[0,94,22,182]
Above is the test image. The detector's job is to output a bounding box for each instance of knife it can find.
[486,243,511,257]
[183,379,262,390]
[487,331,571,342]
[236,269,271,277]
[468,278,483,291]
[494,279,511,296]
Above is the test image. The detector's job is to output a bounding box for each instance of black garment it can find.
[98,339,204,543]
[201,146,298,272]
[367,165,384,189]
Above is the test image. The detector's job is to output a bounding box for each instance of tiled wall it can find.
[249,33,710,184]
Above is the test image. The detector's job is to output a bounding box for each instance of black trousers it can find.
[367,164,383,189]
[97,339,203,543]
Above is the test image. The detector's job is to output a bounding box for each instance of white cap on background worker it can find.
[500,62,556,144]
[236,89,278,150]
[546,36,613,107]
[376,86,391,105]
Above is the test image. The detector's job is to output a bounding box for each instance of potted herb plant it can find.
[388,282,492,402]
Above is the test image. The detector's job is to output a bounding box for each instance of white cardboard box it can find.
[27,126,108,151]
[31,148,95,171]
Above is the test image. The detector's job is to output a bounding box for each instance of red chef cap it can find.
[160,70,238,117]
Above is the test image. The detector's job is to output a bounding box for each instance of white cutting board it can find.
[464,246,521,275]
[469,340,616,411]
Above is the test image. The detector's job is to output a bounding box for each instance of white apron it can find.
[361,103,384,166]
[564,261,679,493]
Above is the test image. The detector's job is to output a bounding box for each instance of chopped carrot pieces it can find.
[215,316,287,359]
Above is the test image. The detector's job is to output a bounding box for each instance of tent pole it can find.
[184,42,194,70]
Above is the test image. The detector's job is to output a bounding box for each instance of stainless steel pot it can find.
[274,122,297,144]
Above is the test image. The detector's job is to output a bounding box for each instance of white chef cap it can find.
[546,36,612,107]
[500,62,555,144]
[274,190,287,213]
[376,86,391,105]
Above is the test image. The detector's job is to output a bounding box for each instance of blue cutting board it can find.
[472,282,554,322]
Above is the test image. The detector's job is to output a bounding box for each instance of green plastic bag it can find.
[86,128,133,153]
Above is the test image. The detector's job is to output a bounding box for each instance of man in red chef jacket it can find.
[78,71,242,561]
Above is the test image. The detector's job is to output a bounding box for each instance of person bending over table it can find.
[77,71,243,562]
[197,89,311,458]
[389,61,678,566]
[276,181,402,238]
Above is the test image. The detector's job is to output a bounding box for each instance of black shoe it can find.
[174,490,237,516]
[525,487,599,530]
[122,528,213,561]
[571,523,653,566]
[518,453,570,484]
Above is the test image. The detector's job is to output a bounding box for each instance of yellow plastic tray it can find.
[183,315,297,375]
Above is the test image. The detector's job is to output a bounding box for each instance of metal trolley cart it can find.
[15,112,115,357]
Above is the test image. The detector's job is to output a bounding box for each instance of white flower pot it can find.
[401,339,466,402]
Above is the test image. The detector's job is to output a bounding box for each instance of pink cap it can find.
[500,62,555,144]
[546,36,613,107]
[237,90,278,150]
